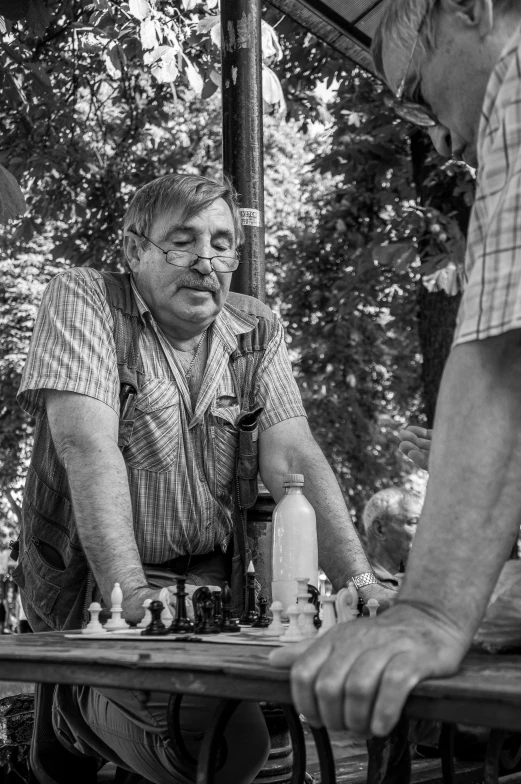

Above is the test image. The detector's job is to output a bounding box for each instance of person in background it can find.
[362,487,423,589]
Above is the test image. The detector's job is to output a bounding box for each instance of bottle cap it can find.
[283,473,304,486]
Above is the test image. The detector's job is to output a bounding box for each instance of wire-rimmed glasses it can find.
[132,231,240,273]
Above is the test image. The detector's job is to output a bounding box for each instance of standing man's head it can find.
[373,0,521,167]
[362,487,423,573]
[123,174,244,340]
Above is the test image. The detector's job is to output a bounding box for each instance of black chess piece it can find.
[252,596,270,628]
[192,586,213,627]
[307,584,322,629]
[240,571,259,625]
[141,599,168,636]
[212,590,223,627]
[169,578,194,635]
[196,598,221,634]
[220,581,240,633]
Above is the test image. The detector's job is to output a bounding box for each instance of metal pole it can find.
[221,0,265,302]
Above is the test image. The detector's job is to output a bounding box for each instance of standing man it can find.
[16,173,388,783]
[272,0,521,740]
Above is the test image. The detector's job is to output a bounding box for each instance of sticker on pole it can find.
[240,208,263,228]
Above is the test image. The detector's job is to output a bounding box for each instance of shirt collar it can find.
[130,276,258,349]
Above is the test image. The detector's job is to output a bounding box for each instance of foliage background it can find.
[0,0,475,539]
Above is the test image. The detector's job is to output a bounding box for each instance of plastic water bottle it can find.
[271,473,319,614]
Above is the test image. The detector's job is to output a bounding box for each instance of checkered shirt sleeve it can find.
[454,33,521,346]
[18,268,120,418]
[256,319,307,432]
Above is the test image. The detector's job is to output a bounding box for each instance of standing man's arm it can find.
[45,390,153,623]
[259,416,394,603]
[271,332,521,735]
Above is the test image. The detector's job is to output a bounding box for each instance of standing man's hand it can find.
[270,603,467,736]
[398,426,433,471]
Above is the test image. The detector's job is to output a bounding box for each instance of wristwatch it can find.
[351,572,379,590]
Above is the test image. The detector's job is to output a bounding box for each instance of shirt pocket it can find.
[124,377,179,473]
[211,399,240,490]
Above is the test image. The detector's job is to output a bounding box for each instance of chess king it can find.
[13,173,390,784]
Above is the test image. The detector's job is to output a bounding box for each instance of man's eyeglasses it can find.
[390,4,438,129]
[132,232,240,273]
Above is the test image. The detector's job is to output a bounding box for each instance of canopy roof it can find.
[268,0,389,76]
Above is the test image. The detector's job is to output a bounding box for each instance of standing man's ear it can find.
[124,230,146,272]
[441,0,493,36]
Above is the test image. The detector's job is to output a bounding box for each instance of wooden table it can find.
[2,632,521,783]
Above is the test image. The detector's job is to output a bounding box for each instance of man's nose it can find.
[192,256,214,276]
[428,124,453,158]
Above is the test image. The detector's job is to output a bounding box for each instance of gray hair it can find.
[362,487,417,535]
[123,173,245,246]
[372,0,519,85]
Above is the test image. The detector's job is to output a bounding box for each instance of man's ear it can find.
[124,230,145,272]
[372,518,387,541]
[440,0,493,36]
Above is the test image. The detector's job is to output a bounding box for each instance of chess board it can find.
[65,625,291,646]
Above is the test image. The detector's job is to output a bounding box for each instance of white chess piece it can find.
[295,577,309,597]
[318,595,337,636]
[264,600,284,637]
[159,587,173,626]
[302,604,318,639]
[296,591,310,628]
[335,587,358,623]
[366,598,380,618]
[104,583,128,630]
[82,602,107,634]
[137,598,152,629]
[280,603,304,643]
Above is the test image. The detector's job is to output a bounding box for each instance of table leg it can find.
[281,704,308,784]
[484,730,508,784]
[309,725,337,784]
[439,722,456,784]
[366,717,411,784]
[196,698,241,784]
[167,694,197,768]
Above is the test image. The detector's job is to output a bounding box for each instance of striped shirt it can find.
[18,268,306,564]
[454,26,521,345]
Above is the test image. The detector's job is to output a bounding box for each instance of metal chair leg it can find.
[281,705,308,784]
[439,723,456,784]
[310,725,336,784]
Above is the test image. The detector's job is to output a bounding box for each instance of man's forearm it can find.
[63,439,148,610]
[399,333,521,641]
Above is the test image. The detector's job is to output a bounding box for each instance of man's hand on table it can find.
[269,602,467,737]
[122,583,222,624]
[398,426,432,471]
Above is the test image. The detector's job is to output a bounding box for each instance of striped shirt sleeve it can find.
[256,319,307,431]
[454,36,521,346]
[17,268,120,419]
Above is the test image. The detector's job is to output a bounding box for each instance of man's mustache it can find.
[176,272,220,293]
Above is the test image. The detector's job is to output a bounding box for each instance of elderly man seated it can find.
[362,487,423,589]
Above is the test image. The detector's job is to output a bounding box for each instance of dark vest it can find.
[13,272,276,631]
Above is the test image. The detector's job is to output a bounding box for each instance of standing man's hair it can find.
[124,173,245,245]
[372,0,519,83]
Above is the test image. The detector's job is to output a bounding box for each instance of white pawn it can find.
[159,587,173,625]
[318,595,337,636]
[296,592,310,628]
[264,600,284,637]
[366,598,380,618]
[105,583,128,630]
[82,602,107,634]
[302,603,318,639]
[280,603,304,643]
[137,598,152,629]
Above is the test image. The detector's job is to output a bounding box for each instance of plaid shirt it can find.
[18,268,306,564]
[454,26,521,346]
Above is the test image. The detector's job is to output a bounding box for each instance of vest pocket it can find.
[124,377,179,472]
